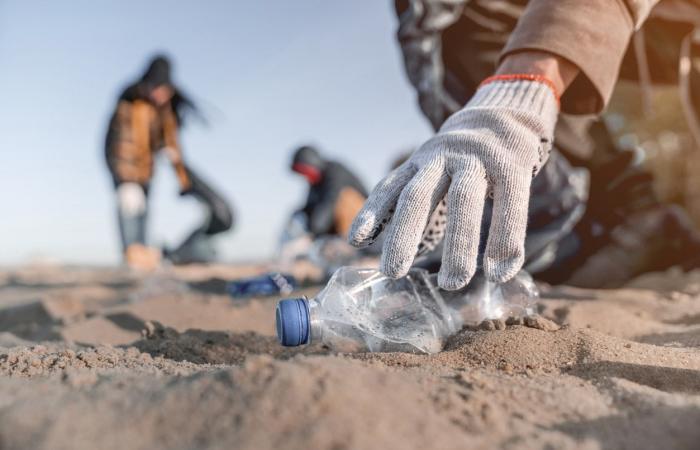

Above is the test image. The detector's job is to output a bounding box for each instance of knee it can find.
[117,183,146,217]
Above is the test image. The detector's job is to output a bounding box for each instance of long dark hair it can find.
[119,54,201,125]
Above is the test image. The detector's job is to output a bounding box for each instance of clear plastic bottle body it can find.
[278,267,539,354]
[307,268,456,353]
[436,271,538,327]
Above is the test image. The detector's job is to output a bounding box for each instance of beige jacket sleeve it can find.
[161,107,192,193]
[501,0,661,114]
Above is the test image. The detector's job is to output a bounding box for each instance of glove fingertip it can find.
[483,255,524,283]
[380,252,412,279]
[348,221,375,249]
[348,235,371,249]
[437,270,473,291]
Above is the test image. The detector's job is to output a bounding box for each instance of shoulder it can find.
[327,160,350,173]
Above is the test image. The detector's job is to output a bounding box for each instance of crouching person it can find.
[290,145,367,239]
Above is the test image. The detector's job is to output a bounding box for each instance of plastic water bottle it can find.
[227,273,297,298]
[276,267,538,354]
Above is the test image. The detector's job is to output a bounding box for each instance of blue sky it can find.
[0,1,433,264]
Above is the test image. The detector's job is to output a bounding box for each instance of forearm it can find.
[496,51,580,99]
[161,145,190,192]
[500,0,643,114]
[161,107,191,192]
[173,161,192,192]
[309,203,335,236]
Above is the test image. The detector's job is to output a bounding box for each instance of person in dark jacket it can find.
[105,55,233,269]
[291,145,368,239]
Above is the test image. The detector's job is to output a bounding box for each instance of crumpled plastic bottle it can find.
[276,266,538,354]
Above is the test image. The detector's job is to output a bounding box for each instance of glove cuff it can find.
[469,77,559,125]
[479,74,560,102]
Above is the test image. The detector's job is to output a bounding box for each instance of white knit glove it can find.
[349,78,559,290]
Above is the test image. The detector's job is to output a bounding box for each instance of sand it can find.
[0,263,698,450]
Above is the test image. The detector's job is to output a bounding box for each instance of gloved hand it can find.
[349,77,559,290]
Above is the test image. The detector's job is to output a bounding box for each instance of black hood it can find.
[291,145,326,171]
[140,55,173,89]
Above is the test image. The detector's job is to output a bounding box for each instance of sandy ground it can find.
[0,263,698,450]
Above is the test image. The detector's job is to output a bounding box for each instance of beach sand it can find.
[0,263,698,450]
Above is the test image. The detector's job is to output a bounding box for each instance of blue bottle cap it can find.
[276,298,310,346]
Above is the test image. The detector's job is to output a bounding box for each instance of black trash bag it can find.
[164,166,234,265]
